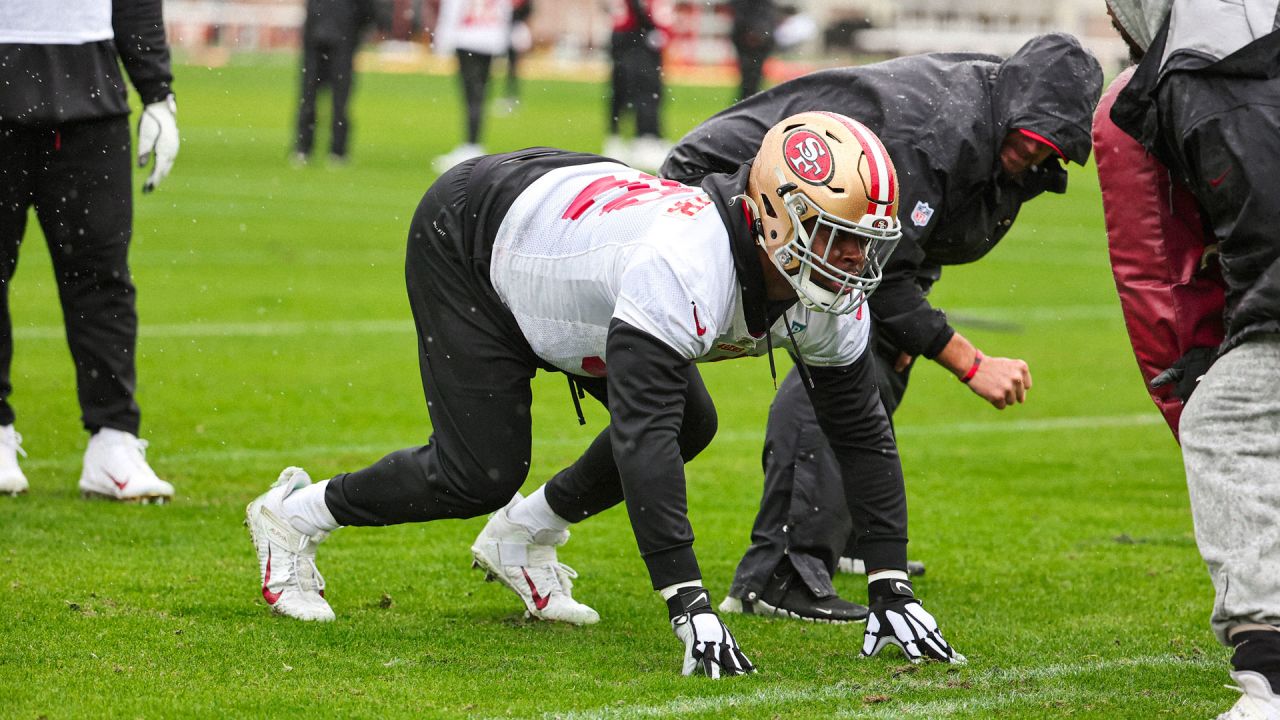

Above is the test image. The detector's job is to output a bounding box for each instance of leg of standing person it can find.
[457,49,493,148]
[33,117,173,502]
[734,42,767,101]
[328,40,356,161]
[0,124,36,495]
[627,41,668,170]
[603,33,632,162]
[294,38,325,161]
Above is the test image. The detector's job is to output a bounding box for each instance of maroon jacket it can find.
[1093,68,1224,441]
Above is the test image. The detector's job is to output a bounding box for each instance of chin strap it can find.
[566,375,586,426]
[782,308,815,390]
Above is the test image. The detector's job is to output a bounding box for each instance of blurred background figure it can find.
[433,0,515,173]
[729,0,779,100]
[494,0,534,116]
[603,0,671,171]
[293,0,376,166]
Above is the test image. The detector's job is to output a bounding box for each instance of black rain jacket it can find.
[662,33,1102,358]
[0,0,173,125]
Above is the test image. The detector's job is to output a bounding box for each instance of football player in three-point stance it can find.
[247,111,964,675]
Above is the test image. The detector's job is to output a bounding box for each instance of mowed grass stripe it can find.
[507,655,1220,720]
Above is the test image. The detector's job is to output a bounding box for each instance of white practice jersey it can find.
[0,0,112,44]
[434,0,513,56]
[491,162,870,378]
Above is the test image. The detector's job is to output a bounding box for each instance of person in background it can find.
[433,0,514,173]
[0,0,180,502]
[729,0,778,100]
[494,0,533,116]
[293,0,376,166]
[1099,2,1280,718]
[603,0,671,171]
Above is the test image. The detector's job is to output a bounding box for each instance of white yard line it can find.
[17,413,1163,470]
[507,654,1218,720]
[9,304,1122,341]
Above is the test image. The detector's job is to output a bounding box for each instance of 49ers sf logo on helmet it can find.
[783,129,834,185]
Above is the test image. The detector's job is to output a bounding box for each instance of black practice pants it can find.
[0,117,140,433]
[733,41,771,100]
[608,32,663,138]
[324,162,718,552]
[456,50,494,145]
[295,38,357,158]
[730,329,909,599]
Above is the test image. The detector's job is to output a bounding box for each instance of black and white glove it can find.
[862,576,965,664]
[1151,347,1216,402]
[137,94,179,193]
[668,586,755,678]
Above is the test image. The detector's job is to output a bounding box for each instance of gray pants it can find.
[1181,335,1280,645]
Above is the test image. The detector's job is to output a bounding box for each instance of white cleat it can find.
[245,467,335,622]
[602,135,632,165]
[78,428,173,504]
[1219,671,1280,720]
[471,496,599,625]
[629,135,672,172]
[0,425,28,496]
[432,143,484,174]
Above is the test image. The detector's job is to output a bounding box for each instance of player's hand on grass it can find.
[668,586,755,678]
[862,576,965,664]
[137,95,179,193]
[965,353,1032,409]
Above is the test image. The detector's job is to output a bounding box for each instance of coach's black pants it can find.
[295,38,357,158]
[729,329,909,600]
[608,32,663,138]
[0,117,140,434]
[325,162,716,547]
[456,50,495,145]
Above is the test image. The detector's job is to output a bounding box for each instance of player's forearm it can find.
[933,330,980,379]
[605,320,702,589]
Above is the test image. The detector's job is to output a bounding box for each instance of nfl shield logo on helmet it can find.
[910,201,934,227]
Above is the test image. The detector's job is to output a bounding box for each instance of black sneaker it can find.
[719,573,868,624]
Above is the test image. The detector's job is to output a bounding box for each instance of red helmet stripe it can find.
[813,111,896,217]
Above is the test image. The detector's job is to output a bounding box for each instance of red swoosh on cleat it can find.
[262,550,283,605]
[106,472,129,491]
[520,568,550,610]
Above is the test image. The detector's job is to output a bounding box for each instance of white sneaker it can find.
[471,495,600,625]
[629,135,672,172]
[0,425,28,496]
[78,428,173,503]
[1219,671,1280,720]
[838,556,927,577]
[602,135,632,165]
[432,143,484,174]
[245,467,335,622]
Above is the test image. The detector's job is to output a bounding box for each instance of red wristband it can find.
[961,351,983,384]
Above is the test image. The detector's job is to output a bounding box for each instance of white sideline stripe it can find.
[8,304,1121,341]
[508,654,1218,720]
[16,413,1162,470]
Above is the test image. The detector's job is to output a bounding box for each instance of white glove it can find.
[668,587,755,678]
[862,577,966,664]
[137,94,179,193]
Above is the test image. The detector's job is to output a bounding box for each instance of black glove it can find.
[1151,347,1216,402]
[862,577,965,664]
[668,586,755,678]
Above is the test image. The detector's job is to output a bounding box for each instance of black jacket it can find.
[303,0,376,46]
[1111,22,1280,353]
[0,0,172,125]
[662,33,1102,358]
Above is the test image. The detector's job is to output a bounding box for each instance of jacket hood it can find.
[1105,0,1172,52]
[992,33,1103,166]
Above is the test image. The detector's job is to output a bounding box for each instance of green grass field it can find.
[0,56,1229,718]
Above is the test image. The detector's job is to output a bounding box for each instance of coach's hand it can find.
[1151,347,1215,402]
[668,586,754,678]
[138,94,179,193]
[964,353,1032,409]
[862,575,965,664]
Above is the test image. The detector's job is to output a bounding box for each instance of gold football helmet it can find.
[742,111,901,315]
